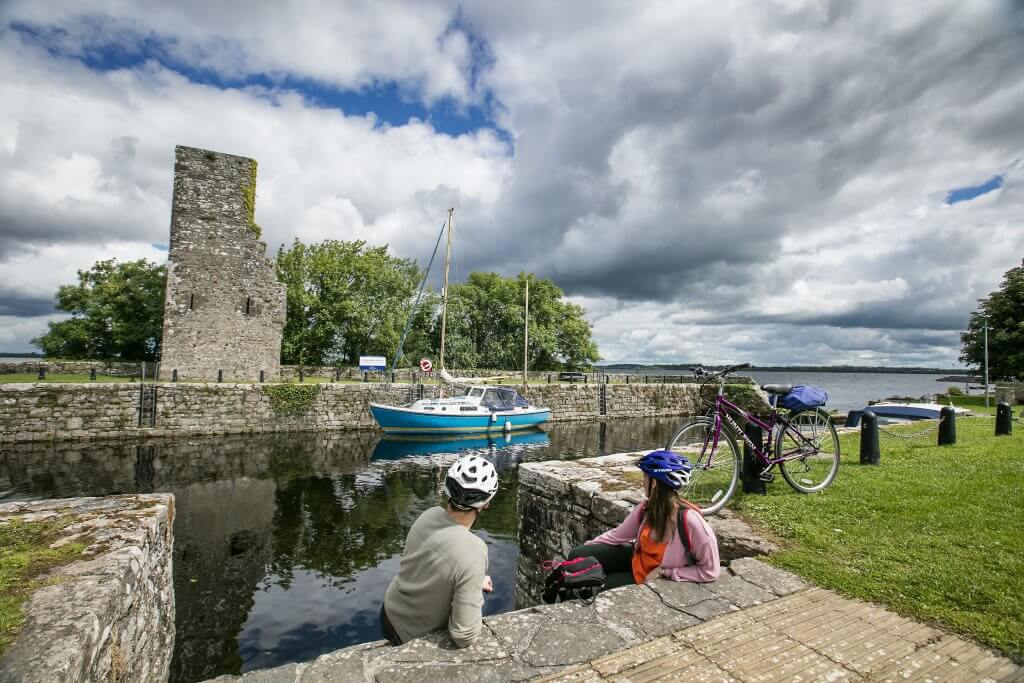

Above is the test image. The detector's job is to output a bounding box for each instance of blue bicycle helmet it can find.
[638,450,692,490]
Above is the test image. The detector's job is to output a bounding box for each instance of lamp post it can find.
[983,314,990,409]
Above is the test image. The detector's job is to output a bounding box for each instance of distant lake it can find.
[618,370,976,413]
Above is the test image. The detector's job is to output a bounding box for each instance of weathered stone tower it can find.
[159,146,286,381]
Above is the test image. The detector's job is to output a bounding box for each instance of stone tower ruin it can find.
[159,146,286,381]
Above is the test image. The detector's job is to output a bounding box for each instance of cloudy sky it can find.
[1,1,1022,366]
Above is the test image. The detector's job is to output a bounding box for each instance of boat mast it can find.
[438,208,453,372]
[523,274,529,394]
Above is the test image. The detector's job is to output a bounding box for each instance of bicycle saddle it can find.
[761,384,793,395]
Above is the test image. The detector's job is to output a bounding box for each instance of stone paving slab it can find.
[530,588,1021,683]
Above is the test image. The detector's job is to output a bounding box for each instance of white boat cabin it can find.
[409,386,534,415]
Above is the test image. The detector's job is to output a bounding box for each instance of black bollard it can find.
[938,406,957,446]
[38,367,46,380]
[171,369,178,382]
[584,374,588,383]
[741,421,767,494]
[626,375,630,385]
[299,368,305,382]
[363,372,368,383]
[90,368,97,381]
[217,369,223,383]
[995,402,1012,436]
[547,374,551,384]
[391,372,396,383]
[859,411,880,465]
[605,375,610,384]
[259,370,265,383]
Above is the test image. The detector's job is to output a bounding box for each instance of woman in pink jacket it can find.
[566,450,720,590]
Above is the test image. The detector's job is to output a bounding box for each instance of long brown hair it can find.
[643,477,679,542]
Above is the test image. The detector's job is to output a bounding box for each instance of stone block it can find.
[517,619,627,668]
[646,579,722,614]
[728,557,807,596]
[379,627,509,664]
[705,573,776,608]
[594,585,700,641]
[590,493,633,526]
[0,494,175,683]
[569,480,601,507]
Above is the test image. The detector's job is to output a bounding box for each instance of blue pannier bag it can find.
[780,385,828,412]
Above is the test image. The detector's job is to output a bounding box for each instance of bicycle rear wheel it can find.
[776,408,840,493]
[665,417,740,515]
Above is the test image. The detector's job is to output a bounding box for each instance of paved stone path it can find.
[532,587,1021,682]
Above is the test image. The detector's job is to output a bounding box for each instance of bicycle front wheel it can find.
[665,417,740,515]
[776,408,840,493]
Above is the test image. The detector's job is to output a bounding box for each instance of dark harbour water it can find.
[0,418,683,682]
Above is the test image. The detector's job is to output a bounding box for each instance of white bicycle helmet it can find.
[444,455,499,510]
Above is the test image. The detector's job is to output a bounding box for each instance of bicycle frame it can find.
[705,383,821,470]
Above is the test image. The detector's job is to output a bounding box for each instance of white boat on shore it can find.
[845,402,970,427]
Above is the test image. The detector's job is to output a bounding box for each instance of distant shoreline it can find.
[599,364,975,375]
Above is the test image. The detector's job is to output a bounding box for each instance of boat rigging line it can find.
[390,215,448,377]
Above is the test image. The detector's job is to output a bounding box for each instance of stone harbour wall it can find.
[0,361,143,377]
[994,383,1023,405]
[158,146,287,382]
[0,381,726,443]
[0,494,175,683]
[516,454,779,607]
[0,382,431,442]
[0,383,142,442]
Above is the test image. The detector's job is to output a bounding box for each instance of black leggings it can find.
[379,605,402,646]
[567,544,636,592]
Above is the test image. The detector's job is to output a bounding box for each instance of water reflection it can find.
[0,417,682,681]
[371,428,550,460]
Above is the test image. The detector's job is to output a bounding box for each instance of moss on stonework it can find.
[698,383,771,418]
[241,159,262,239]
[0,517,86,656]
[262,383,320,417]
[620,470,644,487]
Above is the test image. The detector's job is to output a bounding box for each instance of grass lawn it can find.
[0,518,86,655]
[733,415,1024,662]
[947,394,1003,417]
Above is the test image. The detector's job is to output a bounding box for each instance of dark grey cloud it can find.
[0,295,54,317]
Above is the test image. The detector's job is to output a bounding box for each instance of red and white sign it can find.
[419,358,433,373]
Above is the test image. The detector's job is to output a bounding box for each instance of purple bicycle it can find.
[665,363,840,515]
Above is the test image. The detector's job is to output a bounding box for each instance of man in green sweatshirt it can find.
[381,455,499,648]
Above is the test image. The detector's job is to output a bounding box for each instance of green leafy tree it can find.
[960,258,1024,381]
[275,239,435,366]
[439,272,600,371]
[31,259,166,361]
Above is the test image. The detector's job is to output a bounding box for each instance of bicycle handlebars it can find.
[690,363,751,379]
